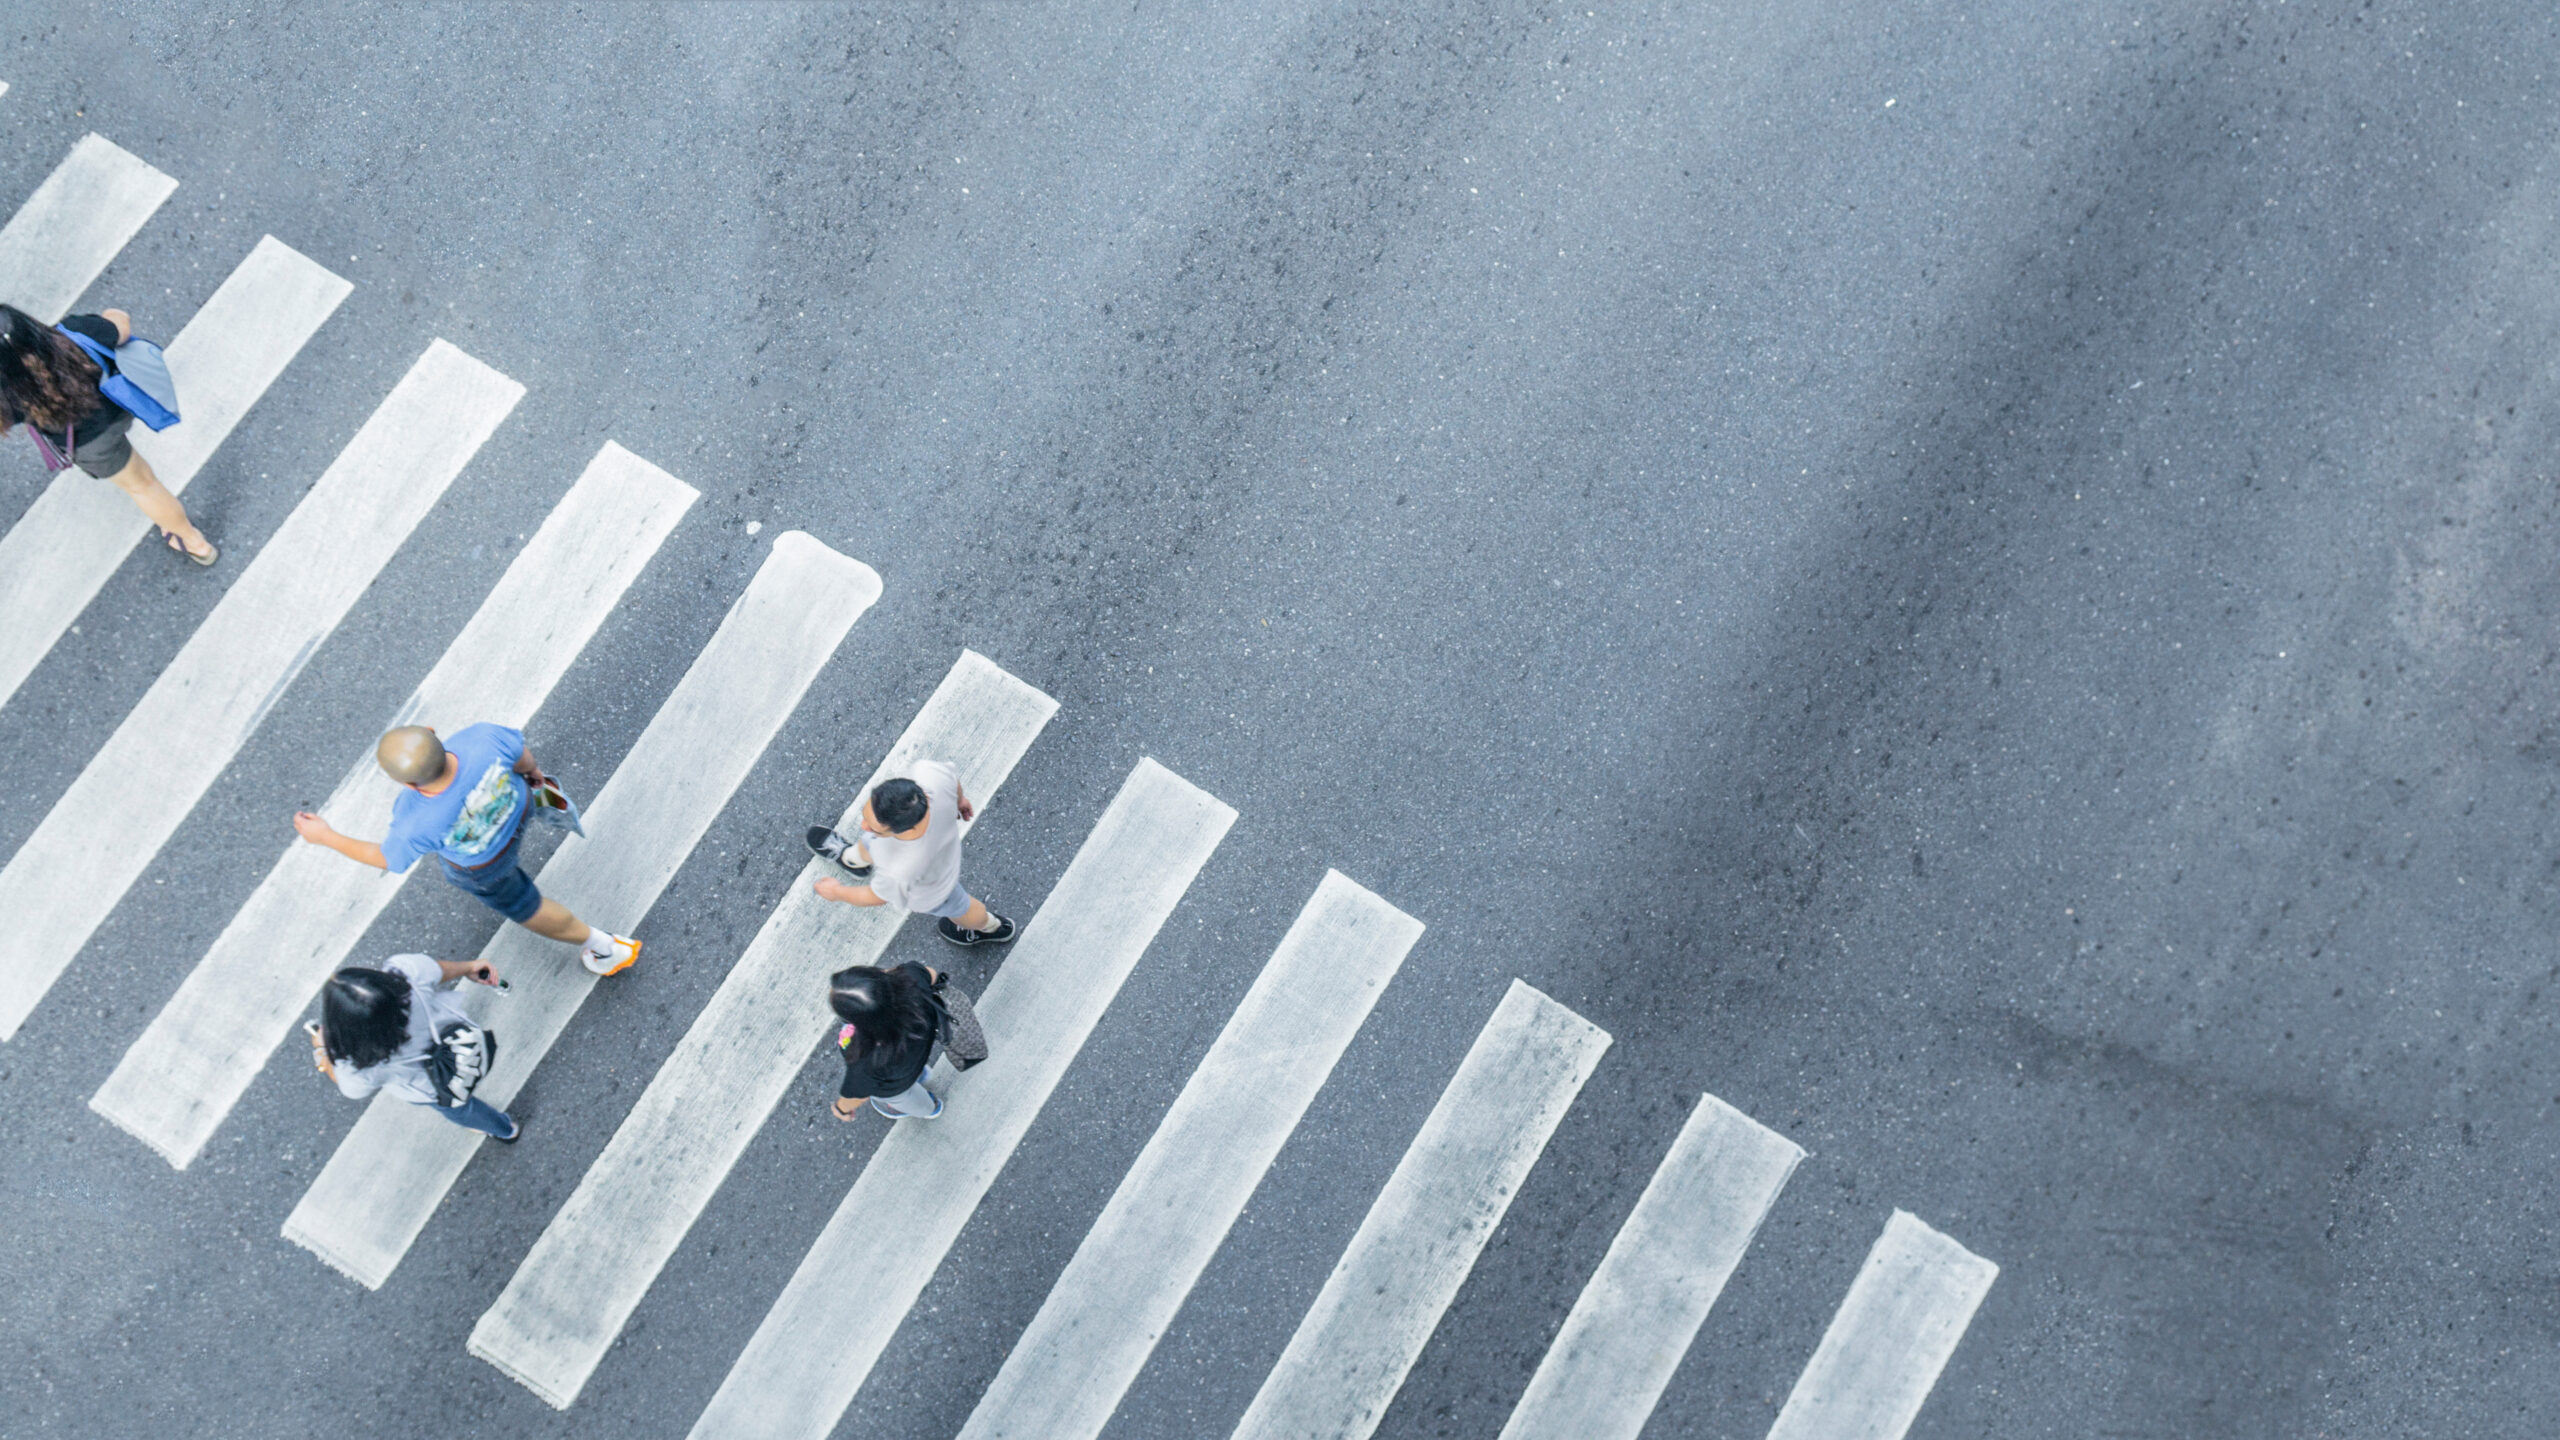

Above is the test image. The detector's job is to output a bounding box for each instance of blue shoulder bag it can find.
[56,324,181,431]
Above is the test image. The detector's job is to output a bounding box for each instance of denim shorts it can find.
[923,882,974,921]
[440,830,542,923]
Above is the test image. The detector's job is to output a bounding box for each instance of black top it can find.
[57,313,129,443]
[835,962,941,1099]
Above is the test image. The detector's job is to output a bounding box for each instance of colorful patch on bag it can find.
[837,1023,857,1049]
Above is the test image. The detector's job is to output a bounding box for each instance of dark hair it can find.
[321,967,413,1070]
[0,303,102,434]
[871,777,929,833]
[829,965,934,1065]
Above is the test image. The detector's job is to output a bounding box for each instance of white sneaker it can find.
[580,932,641,977]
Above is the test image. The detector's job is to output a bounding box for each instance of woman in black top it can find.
[830,962,944,1121]
[0,302,216,564]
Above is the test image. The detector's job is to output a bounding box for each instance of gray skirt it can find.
[72,410,136,478]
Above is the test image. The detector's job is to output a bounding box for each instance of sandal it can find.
[160,529,218,566]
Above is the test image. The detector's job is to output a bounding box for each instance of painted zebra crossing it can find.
[1233,980,1614,1440]
[957,871,1426,1440]
[0,339,521,1041]
[0,126,2002,1440]
[284,531,882,1288]
[90,442,697,1168]
[688,757,1239,1440]
[0,233,350,712]
[470,650,1059,1408]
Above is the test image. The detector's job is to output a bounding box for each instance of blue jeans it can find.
[440,828,543,924]
[435,1095,516,1138]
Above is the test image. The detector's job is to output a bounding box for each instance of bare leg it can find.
[953,896,994,932]
[521,898,594,946]
[105,453,210,558]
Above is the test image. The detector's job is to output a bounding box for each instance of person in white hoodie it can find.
[804,761,1017,946]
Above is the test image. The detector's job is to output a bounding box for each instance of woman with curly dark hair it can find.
[828,962,946,1120]
[0,301,216,564]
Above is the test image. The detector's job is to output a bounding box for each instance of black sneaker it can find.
[806,825,872,877]
[937,914,1017,946]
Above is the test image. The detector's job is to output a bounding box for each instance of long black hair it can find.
[0,303,101,434]
[320,967,413,1070]
[829,964,934,1064]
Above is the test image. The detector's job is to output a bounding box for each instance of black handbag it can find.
[928,974,988,1071]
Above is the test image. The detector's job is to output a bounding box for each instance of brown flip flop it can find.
[160,528,218,566]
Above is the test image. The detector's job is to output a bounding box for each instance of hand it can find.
[292,810,336,844]
[832,1097,862,1122]
[468,960,500,986]
[814,876,852,903]
[957,797,974,822]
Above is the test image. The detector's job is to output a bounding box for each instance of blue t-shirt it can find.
[382,723,529,874]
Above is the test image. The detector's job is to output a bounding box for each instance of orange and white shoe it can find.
[580,932,641,977]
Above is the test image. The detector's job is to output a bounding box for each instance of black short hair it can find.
[321,967,414,1071]
[871,777,929,832]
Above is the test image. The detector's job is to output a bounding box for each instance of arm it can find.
[955,783,975,823]
[99,309,132,343]
[306,1024,337,1081]
[513,745,545,782]
[291,811,388,869]
[813,876,886,907]
[833,1048,871,1120]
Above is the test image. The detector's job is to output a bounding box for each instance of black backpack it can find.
[421,1020,498,1107]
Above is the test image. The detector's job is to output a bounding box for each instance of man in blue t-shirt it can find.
[292,724,640,977]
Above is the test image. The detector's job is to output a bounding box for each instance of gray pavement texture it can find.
[0,1,2554,1437]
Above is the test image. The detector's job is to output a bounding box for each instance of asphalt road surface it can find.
[3,3,2556,1438]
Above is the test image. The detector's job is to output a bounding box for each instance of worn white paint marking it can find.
[1230,980,1612,1440]
[468,651,1056,1409]
[0,133,173,318]
[958,870,1424,1440]
[89,444,695,1167]
[1763,1211,1998,1440]
[0,237,352,712]
[0,342,518,1042]
[281,532,881,1289]
[1499,1093,1805,1440]
[687,759,1235,1440]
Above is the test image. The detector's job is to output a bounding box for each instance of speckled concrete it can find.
[1,3,2555,1438]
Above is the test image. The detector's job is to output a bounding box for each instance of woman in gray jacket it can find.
[307,954,519,1141]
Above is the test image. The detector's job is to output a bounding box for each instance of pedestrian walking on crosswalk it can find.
[827,963,947,1120]
[0,303,216,564]
[806,761,1018,945]
[307,955,521,1141]
[292,724,641,975]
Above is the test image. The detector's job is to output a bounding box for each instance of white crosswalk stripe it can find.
[1763,1211,1998,1440]
[468,649,1058,1409]
[0,236,353,712]
[87,442,696,1167]
[281,531,882,1289]
[0,133,174,318]
[686,757,1236,1440]
[1230,980,1612,1440]
[0,340,519,1041]
[956,869,1424,1440]
[1498,1093,1805,1440]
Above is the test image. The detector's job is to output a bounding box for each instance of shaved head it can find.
[376,726,448,786]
